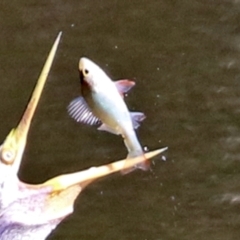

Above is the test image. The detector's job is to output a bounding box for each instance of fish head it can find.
[79,57,108,90]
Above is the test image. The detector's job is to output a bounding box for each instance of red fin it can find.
[115,79,135,96]
[137,158,150,171]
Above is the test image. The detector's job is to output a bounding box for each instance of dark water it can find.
[1,0,240,239]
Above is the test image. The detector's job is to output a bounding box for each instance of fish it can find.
[68,57,148,173]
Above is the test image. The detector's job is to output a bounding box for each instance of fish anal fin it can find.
[130,112,146,129]
[115,79,135,96]
[67,96,101,126]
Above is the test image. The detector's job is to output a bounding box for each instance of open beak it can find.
[0,32,62,174]
[0,30,168,225]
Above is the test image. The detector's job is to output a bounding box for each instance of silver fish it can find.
[68,57,148,172]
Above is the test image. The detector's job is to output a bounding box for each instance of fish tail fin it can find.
[121,150,150,174]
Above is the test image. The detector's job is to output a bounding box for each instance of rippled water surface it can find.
[1,0,240,239]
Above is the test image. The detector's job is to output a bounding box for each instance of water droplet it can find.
[162,156,166,161]
[144,146,149,151]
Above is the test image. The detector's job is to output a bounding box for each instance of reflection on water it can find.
[1,0,240,239]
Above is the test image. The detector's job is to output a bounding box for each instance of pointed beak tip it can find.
[157,146,168,155]
[145,147,168,159]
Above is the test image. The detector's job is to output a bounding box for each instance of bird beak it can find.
[42,147,168,192]
[0,31,168,225]
[24,147,168,222]
[0,32,62,174]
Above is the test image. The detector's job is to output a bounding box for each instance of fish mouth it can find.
[79,70,85,84]
[79,70,92,88]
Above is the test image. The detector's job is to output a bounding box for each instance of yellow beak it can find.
[0,32,62,173]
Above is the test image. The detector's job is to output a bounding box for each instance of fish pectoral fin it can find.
[130,112,146,129]
[67,96,101,125]
[98,124,119,135]
[115,79,135,96]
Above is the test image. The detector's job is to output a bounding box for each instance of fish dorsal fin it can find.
[130,112,146,129]
[115,79,135,96]
[67,97,101,125]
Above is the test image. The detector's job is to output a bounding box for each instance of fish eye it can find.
[1,149,15,164]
